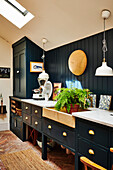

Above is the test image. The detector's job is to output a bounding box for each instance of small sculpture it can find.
[0,94,3,114]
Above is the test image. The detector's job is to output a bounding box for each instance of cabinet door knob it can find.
[89,130,95,135]
[25,116,28,120]
[48,125,52,129]
[25,106,28,110]
[35,110,38,113]
[35,121,38,125]
[63,132,67,137]
[110,148,113,153]
[17,70,19,74]
[88,149,94,155]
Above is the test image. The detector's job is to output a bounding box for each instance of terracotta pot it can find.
[66,104,79,114]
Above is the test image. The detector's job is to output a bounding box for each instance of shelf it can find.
[10,99,22,116]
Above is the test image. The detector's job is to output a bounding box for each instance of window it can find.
[0,0,34,28]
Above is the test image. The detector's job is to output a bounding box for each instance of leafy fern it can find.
[55,88,91,113]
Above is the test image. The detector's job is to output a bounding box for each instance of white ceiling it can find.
[0,0,113,51]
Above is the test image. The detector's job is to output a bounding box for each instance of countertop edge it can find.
[72,109,113,128]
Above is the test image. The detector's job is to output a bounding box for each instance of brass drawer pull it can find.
[63,132,67,137]
[48,125,52,129]
[89,130,95,135]
[88,149,94,155]
[35,110,38,113]
[35,121,38,125]
[25,116,28,120]
[25,106,28,110]
[110,148,113,153]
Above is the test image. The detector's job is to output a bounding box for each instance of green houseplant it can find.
[55,88,91,114]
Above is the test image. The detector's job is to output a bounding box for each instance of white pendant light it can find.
[95,9,113,76]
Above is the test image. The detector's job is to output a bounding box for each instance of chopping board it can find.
[68,50,87,76]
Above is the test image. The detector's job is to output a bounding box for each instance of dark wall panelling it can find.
[45,28,113,109]
[26,38,43,98]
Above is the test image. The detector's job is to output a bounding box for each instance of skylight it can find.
[0,0,34,29]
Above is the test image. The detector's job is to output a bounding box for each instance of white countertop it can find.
[21,99,113,127]
[21,99,57,107]
[72,107,113,128]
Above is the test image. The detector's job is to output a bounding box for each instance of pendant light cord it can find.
[102,18,107,62]
[42,42,45,70]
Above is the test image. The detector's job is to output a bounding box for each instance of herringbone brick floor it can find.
[0,131,75,170]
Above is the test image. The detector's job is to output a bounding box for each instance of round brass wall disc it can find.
[68,50,87,76]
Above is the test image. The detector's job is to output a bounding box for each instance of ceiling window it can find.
[0,0,34,28]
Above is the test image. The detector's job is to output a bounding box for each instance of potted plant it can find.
[55,88,91,114]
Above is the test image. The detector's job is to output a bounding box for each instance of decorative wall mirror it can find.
[68,50,87,76]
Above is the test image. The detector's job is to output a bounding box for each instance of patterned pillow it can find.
[99,95,112,110]
[87,94,96,108]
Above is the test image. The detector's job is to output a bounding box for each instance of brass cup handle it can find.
[48,125,52,129]
[25,106,28,110]
[110,148,113,153]
[35,110,38,113]
[25,116,28,120]
[89,130,95,135]
[88,149,94,155]
[63,132,67,137]
[35,121,38,125]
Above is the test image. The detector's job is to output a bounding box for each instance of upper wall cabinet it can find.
[12,37,42,98]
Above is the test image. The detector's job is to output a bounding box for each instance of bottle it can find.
[1,96,3,114]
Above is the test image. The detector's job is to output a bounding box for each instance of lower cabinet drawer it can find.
[78,138,108,168]
[32,105,42,118]
[32,116,41,131]
[77,119,109,148]
[23,113,31,125]
[43,118,75,149]
[22,103,31,114]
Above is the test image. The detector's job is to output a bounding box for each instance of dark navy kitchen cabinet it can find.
[10,97,23,140]
[12,37,42,99]
[111,153,113,170]
[76,118,110,170]
[110,129,113,169]
[13,49,26,98]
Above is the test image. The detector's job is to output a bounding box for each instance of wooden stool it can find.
[80,156,107,170]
